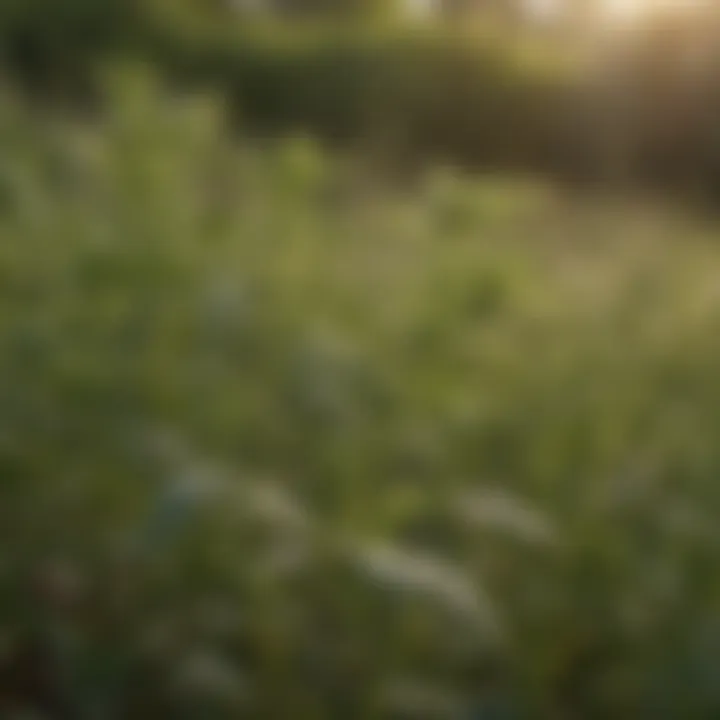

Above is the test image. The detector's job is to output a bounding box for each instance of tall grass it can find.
[3,73,720,717]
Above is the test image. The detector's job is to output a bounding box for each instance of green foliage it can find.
[0,0,138,89]
[6,3,720,194]
[141,22,574,175]
[3,73,720,717]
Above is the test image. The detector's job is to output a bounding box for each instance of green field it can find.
[3,74,720,717]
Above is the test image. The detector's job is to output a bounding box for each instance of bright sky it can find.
[529,0,710,21]
[406,0,711,22]
[605,0,708,18]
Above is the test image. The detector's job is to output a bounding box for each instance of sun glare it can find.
[604,0,708,20]
[604,0,643,18]
[529,0,710,23]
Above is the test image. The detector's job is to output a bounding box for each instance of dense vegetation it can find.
[4,72,720,717]
[4,1,720,717]
[5,2,720,194]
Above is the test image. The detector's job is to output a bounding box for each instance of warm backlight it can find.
[530,0,710,23]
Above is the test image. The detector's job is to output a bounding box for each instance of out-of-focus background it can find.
[3,1,720,718]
